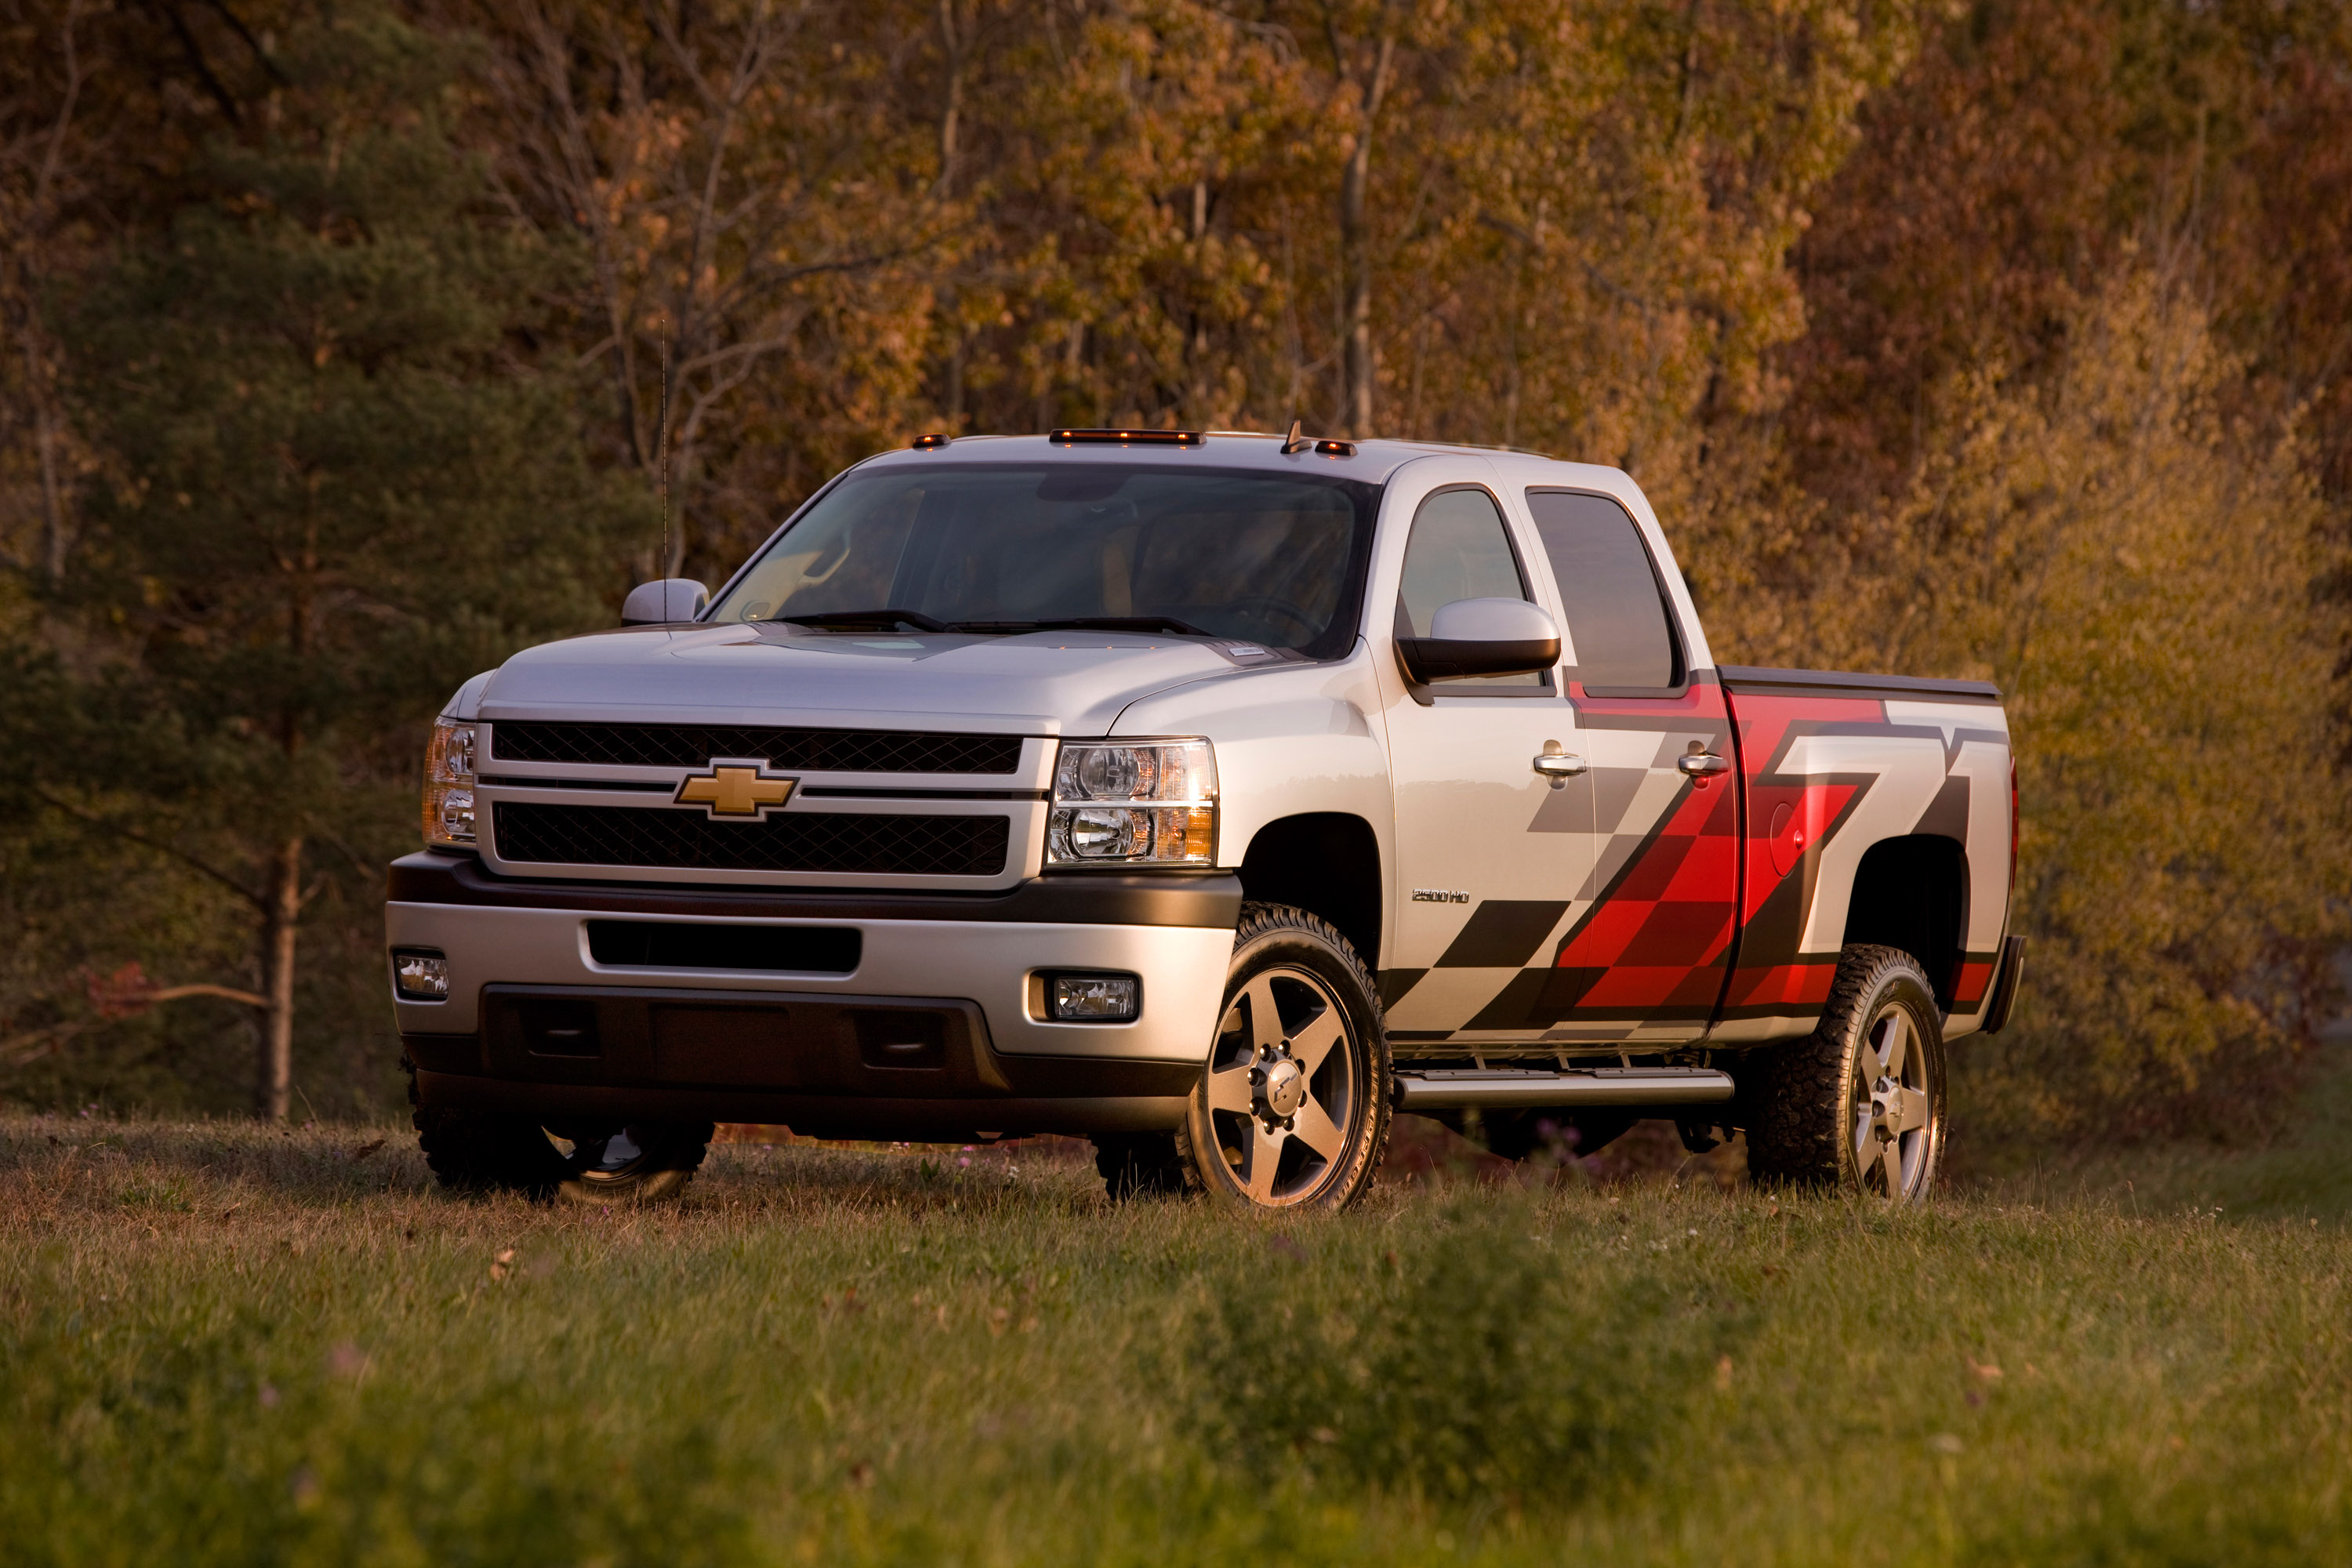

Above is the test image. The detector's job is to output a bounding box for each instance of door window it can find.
[1396,487,1544,689]
[1525,491,1681,691]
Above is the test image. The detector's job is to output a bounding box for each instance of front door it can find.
[1374,477,1601,1050]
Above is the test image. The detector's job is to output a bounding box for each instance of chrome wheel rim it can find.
[1849,1002,1934,1200]
[1200,966,1358,1207]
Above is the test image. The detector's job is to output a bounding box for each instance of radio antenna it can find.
[659,318,672,579]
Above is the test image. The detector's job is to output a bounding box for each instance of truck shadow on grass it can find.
[16,1077,2352,1233]
[0,1112,1142,1227]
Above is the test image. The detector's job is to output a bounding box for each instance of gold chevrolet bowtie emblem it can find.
[675,764,796,817]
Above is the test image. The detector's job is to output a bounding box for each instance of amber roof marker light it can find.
[909,432,953,450]
[1280,419,1356,457]
[1047,428,1207,446]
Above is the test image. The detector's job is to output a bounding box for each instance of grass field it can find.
[7,1085,2352,1566]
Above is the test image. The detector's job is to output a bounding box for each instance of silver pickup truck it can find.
[387,429,2022,1210]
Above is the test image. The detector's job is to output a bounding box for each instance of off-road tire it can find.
[1173,902,1392,1211]
[1745,943,1947,1200]
[412,1104,572,1199]
[1091,1131,1188,1200]
[409,1072,712,1204]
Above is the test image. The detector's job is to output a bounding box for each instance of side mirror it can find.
[621,579,709,626]
[1397,597,1561,682]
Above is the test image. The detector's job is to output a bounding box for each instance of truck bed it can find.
[1708,662,2011,1043]
[1716,664,2001,702]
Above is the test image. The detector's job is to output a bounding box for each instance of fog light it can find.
[1048,972,1139,1022]
[392,949,450,1002]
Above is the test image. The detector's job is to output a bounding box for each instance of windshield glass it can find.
[706,462,1381,658]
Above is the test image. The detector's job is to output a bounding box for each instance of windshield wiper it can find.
[771,608,953,633]
[950,615,1212,637]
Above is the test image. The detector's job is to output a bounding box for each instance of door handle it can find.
[1677,751,1730,777]
[1533,744,1588,787]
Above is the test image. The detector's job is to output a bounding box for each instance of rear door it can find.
[1516,488,1740,1045]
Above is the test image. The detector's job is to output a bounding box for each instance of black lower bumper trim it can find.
[412,1072,1189,1138]
[1982,935,2027,1034]
[386,850,1242,927]
[401,979,1197,1136]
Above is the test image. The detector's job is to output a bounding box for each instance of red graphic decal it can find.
[1725,961,1837,1010]
[1548,682,1740,1023]
[1715,693,1893,1024]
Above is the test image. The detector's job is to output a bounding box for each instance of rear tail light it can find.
[2010,758,2020,883]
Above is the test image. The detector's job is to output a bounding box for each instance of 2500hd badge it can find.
[387,428,2023,1210]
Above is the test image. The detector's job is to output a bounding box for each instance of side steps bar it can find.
[1392,1065,1735,1111]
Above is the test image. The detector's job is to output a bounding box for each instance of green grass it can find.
[6,1103,2351,1566]
[1958,1041,2352,1222]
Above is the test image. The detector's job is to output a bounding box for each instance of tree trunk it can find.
[1338,31,1396,437]
[16,329,67,584]
[256,837,302,1119]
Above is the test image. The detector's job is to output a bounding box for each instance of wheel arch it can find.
[1839,833,1968,1011]
[1236,811,1383,967]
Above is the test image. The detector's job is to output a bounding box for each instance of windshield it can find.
[706,462,1381,658]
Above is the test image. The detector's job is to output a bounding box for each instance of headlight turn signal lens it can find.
[1047,739,1217,866]
[423,719,477,848]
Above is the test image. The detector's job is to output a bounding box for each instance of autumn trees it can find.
[0,0,2347,1134]
[1745,0,2352,1138]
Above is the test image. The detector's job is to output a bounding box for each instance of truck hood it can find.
[468,622,1282,735]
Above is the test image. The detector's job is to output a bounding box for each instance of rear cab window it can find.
[1523,489,1684,693]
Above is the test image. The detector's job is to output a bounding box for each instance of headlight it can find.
[1047,739,1217,866]
[422,719,477,848]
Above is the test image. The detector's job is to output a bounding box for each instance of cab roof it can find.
[853,430,1597,487]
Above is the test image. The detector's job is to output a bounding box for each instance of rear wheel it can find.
[1174,903,1391,1211]
[1746,943,1946,1200]
[413,1102,713,1206]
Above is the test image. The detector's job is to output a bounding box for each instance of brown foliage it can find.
[0,0,2343,1139]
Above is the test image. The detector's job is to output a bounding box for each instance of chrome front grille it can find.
[490,721,1021,775]
[492,801,1012,877]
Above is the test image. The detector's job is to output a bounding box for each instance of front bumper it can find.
[385,852,1236,1134]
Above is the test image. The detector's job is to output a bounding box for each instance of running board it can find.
[1391,1065,1735,1111]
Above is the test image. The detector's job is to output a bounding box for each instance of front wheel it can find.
[1745,943,1946,1200]
[1174,903,1392,1211]
[413,1104,713,1206]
